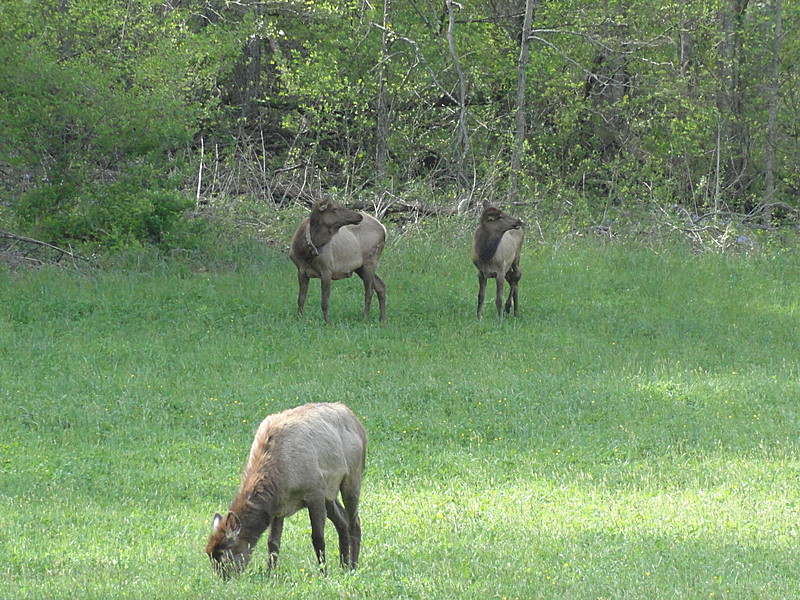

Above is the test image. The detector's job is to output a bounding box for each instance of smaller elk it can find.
[471,203,523,319]
[289,199,387,323]
[205,402,367,577]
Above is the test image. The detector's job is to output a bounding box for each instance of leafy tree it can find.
[1,0,798,248]
[0,0,222,244]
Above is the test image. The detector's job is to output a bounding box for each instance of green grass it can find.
[1,226,799,599]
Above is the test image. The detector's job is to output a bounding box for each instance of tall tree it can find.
[509,0,536,201]
[764,0,783,210]
[376,0,393,185]
[583,0,632,160]
[716,0,751,208]
[444,0,471,198]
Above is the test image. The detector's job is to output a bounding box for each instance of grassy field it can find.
[1,220,799,599]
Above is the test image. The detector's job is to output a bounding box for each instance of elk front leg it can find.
[476,272,488,320]
[267,517,284,570]
[494,274,505,318]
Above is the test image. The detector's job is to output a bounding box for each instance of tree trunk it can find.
[764,0,782,216]
[583,1,631,161]
[677,0,696,98]
[444,0,471,200]
[509,0,536,202]
[716,0,751,208]
[375,0,393,185]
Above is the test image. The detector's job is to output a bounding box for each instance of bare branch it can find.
[372,24,460,106]
[0,231,94,269]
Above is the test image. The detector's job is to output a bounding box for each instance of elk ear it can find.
[317,200,330,212]
[212,512,224,532]
[225,511,242,539]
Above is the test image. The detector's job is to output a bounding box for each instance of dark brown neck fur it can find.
[228,436,283,545]
[475,227,504,263]
[307,218,337,252]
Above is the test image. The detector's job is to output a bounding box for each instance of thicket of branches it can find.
[1,0,798,250]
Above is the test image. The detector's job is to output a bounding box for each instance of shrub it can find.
[16,178,193,247]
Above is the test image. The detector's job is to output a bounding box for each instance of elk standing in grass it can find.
[289,200,387,323]
[472,203,523,319]
[205,402,367,577]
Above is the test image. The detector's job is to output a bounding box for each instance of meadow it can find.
[1,217,799,599]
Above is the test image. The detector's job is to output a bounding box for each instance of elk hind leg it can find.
[340,479,362,569]
[504,264,521,316]
[355,266,375,320]
[296,272,310,317]
[326,499,351,569]
[307,499,328,572]
[494,274,505,318]
[372,274,386,322]
[320,274,333,324]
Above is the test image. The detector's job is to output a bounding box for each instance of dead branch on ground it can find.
[0,231,94,270]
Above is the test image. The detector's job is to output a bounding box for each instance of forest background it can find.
[0,0,798,251]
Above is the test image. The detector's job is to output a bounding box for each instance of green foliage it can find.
[14,170,193,246]
[2,0,799,248]
[0,0,210,247]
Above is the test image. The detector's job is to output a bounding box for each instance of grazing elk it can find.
[289,200,387,323]
[472,203,523,319]
[205,402,367,577]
